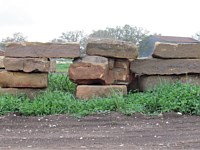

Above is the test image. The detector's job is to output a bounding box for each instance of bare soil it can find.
[1,112,200,150]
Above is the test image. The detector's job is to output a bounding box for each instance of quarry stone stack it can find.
[130,42,200,91]
[69,38,138,99]
[1,42,80,98]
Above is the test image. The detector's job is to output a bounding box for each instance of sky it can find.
[0,0,200,42]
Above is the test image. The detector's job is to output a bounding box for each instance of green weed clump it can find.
[0,74,200,117]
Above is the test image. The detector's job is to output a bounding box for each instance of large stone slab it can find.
[49,59,56,73]
[0,50,5,56]
[86,39,138,59]
[130,58,200,75]
[69,56,113,85]
[153,42,200,59]
[0,88,46,99]
[138,75,200,91]
[76,85,127,99]
[4,58,50,72]
[0,71,48,88]
[5,42,80,58]
[0,56,4,68]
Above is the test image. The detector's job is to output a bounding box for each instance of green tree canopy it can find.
[89,24,149,45]
[0,32,27,50]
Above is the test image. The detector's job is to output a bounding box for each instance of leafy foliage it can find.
[0,32,27,50]
[90,24,149,45]
[1,76,200,117]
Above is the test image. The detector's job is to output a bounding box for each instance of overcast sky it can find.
[0,0,200,42]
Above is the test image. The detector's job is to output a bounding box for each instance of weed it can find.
[1,75,200,117]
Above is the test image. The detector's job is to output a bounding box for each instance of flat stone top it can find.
[5,42,80,58]
[86,38,138,59]
[130,58,200,75]
[152,42,200,59]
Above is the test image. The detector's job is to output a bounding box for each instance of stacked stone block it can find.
[130,42,200,91]
[69,39,138,99]
[1,42,80,98]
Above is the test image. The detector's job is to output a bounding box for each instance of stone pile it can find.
[69,39,138,99]
[1,42,80,98]
[130,42,200,91]
[0,50,5,69]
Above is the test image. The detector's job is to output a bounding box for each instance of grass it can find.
[0,73,200,116]
[56,59,72,72]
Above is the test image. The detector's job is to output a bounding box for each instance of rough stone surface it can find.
[0,50,5,56]
[115,59,130,69]
[69,56,111,85]
[5,42,80,58]
[0,88,46,99]
[112,68,131,84]
[0,56,4,68]
[86,38,138,59]
[49,59,56,73]
[138,74,200,91]
[0,71,48,88]
[76,85,127,99]
[131,58,200,75]
[4,57,50,72]
[153,42,200,59]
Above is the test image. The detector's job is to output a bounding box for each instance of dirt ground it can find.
[1,112,200,150]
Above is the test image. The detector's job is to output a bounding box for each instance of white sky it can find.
[0,0,200,42]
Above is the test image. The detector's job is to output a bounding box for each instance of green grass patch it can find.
[0,74,200,116]
[56,59,72,72]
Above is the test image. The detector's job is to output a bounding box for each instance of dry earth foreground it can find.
[1,112,200,150]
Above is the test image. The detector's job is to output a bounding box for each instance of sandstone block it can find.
[114,59,130,69]
[130,58,200,75]
[138,75,200,91]
[86,38,138,59]
[153,42,200,59]
[4,58,50,72]
[5,42,80,58]
[113,68,131,85]
[0,71,48,88]
[76,85,127,99]
[69,56,111,85]
[49,59,56,73]
[0,56,4,68]
[0,88,46,99]
[0,50,5,56]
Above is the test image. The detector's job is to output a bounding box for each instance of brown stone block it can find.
[4,57,50,72]
[114,59,130,69]
[0,71,48,88]
[113,68,130,84]
[0,88,46,99]
[86,38,138,59]
[0,56,4,68]
[131,58,200,75]
[76,85,127,99]
[138,74,200,91]
[5,42,80,58]
[69,56,110,85]
[0,50,5,56]
[153,42,200,59]
[49,59,56,73]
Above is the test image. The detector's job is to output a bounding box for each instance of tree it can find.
[52,31,88,55]
[89,24,149,45]
[0,32,27,50]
